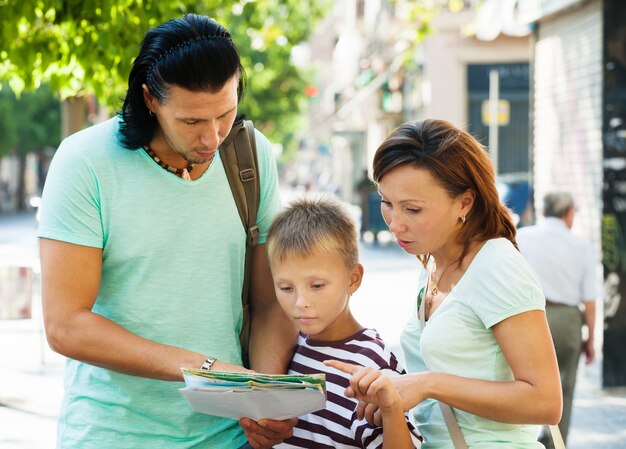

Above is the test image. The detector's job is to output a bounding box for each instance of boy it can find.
[266,195,422,449]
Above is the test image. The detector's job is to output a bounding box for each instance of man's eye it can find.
[186,120,199,125]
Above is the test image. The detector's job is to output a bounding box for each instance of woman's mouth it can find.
[396,239,412,249]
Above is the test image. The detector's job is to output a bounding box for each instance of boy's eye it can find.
[311,283,325,290]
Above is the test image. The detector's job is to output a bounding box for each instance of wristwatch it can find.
[200,357,216,371]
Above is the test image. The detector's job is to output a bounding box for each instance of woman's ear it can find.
[349,263,364,294]
[459,189,476,217]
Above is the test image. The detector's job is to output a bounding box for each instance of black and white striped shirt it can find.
[276,329,422,449]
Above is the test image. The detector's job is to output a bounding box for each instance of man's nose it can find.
[200,122,220,149]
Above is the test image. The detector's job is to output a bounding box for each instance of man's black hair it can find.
[118,14,246,150]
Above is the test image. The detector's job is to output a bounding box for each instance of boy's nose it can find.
[295,293,310,309]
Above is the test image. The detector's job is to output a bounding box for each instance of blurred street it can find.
[1,210,625,448]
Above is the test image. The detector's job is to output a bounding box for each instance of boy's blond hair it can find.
[267,195,359,268]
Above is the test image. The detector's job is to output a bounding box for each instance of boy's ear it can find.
[349,263,364,294]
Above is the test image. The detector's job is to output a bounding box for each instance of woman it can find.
[329,119,561,448]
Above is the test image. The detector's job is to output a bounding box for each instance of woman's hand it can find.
[239,417,298,449]
[388,371,429,411]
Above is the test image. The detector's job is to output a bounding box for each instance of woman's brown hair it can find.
[372,119,517,266]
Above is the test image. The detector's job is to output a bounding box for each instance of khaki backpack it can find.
[219,119,260,368]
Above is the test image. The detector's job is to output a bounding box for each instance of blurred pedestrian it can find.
[332,119,562,447]
[37,14,296,449]
[518,192,599,448]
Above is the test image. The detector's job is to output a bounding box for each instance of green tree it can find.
[0,82,61,209]
[0,0,330,144]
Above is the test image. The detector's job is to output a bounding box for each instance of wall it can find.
[532,0,603,253]
[423,9,531,128]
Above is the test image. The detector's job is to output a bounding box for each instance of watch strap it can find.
[200,357,216,371]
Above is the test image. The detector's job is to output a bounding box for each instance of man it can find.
[37,14,297,449]
[517,192,599,447]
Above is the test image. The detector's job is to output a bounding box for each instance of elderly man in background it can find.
[517,191,599,448]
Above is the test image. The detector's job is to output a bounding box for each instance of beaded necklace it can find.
[143,146,194,180]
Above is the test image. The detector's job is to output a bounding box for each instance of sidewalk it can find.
[1,213,626,448]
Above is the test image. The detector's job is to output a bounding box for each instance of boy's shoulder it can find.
[298,329,406,374]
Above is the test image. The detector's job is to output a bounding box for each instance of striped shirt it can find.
[276,329,422,449]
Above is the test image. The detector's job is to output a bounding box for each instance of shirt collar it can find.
[544,216,569,230]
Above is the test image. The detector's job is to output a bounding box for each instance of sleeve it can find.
[350,338,423,448]
[351,414,422,449]
[253,129,281,244]
[470,242,545,329]
[37,136,104,248]
[581,242,600,301]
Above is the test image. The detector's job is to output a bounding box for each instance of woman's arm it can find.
[396,310,562,425]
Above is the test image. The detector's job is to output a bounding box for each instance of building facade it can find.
[522,0,626,387]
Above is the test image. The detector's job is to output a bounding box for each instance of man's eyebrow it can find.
[178,106,237,121]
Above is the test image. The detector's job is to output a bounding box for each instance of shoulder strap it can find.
[420,276,468,449]
[219,119,260,368]
[439,403,469,449]
[549,425,566,449]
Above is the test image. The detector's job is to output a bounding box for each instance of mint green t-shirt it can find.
[401,238,546,449]
[37,117,280,449]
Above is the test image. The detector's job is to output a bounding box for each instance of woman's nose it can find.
[383,209,403,233]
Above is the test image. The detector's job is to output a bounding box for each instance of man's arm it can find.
[582,299,596,364]
[40,238,243,381]
[247,243,297,373]
[239,243,298,449]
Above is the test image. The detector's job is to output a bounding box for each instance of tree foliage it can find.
[0,0,330,144]
[0,82,61,158]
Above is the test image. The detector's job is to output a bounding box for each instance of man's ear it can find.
[142,84,156,113]
[349,263,364,294]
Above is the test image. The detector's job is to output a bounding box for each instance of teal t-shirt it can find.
[37,117,280,449]
[401,238,546,449]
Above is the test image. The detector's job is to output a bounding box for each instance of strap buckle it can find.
[239,168,256,183]
[247,225,260,246]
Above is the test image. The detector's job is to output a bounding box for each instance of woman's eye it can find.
[407,208,421,214]
[279,286,293,292]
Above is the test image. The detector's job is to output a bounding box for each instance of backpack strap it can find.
[219,119,260,368]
